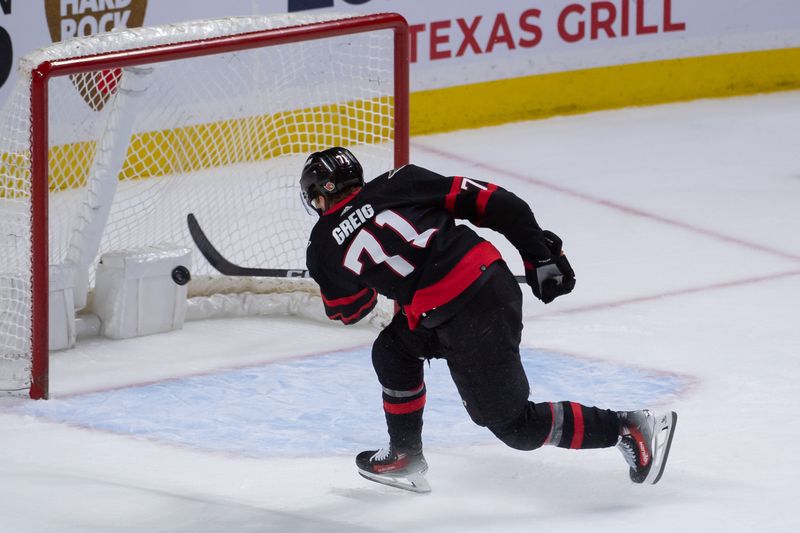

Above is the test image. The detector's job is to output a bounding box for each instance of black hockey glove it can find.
[524,230,576,304]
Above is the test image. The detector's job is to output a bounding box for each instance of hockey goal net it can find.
[0,13,409,399]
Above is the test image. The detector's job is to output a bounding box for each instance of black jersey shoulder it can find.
[363,164,451,206]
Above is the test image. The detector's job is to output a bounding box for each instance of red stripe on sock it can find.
[569,402,585,449]
[384,395,426,415]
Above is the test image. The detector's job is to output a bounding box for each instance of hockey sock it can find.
[382,382,426,451]
[488,401,620,451]
[543,401,620,449]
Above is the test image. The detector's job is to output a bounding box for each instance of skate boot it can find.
[356,445,430,493]
[617,410,678,484]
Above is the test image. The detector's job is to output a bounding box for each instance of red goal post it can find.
[2,13,409,399]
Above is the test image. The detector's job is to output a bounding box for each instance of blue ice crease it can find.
[16,348,688,457]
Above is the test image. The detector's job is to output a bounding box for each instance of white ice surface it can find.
[2,91,800,532]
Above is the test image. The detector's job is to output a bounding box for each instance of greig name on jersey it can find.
[332,204,375,245]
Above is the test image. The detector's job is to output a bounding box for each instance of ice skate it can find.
[617,410,678,484]
[356,445,431,493]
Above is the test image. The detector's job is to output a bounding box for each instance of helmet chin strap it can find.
[314,197,329,213]
[300,190,324,216]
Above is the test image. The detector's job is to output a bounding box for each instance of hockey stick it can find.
[187,213,311,278]
[188,213,526,283]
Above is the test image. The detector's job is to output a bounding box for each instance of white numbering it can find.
[375,210,437,248]
[343,210,437,277]
[460,177,488,191]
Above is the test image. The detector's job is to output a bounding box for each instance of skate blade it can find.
[358,469,432,494]
[645,411,678,485]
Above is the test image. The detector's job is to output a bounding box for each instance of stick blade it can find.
[187,213,310,279]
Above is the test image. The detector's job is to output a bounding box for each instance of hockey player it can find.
[300,147,677,493]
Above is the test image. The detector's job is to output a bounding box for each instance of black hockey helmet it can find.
[300,147,364,213]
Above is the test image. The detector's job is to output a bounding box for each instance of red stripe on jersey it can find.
[476,183,498,217]
[328,291,378,324]
[323,190,361,215]
[444,176,463,213]
[569,402,585,449]
[322,287,372,307]
[404,241,502,330]
[383,394,426,415]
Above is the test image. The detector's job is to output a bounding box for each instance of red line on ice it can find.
[412,143,800,262]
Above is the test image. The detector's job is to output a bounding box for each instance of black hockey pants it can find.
[371,261,620,451]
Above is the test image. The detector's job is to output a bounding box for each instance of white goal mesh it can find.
[0,13,408,398]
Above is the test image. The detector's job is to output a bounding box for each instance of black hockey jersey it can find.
[305,164,552,329]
